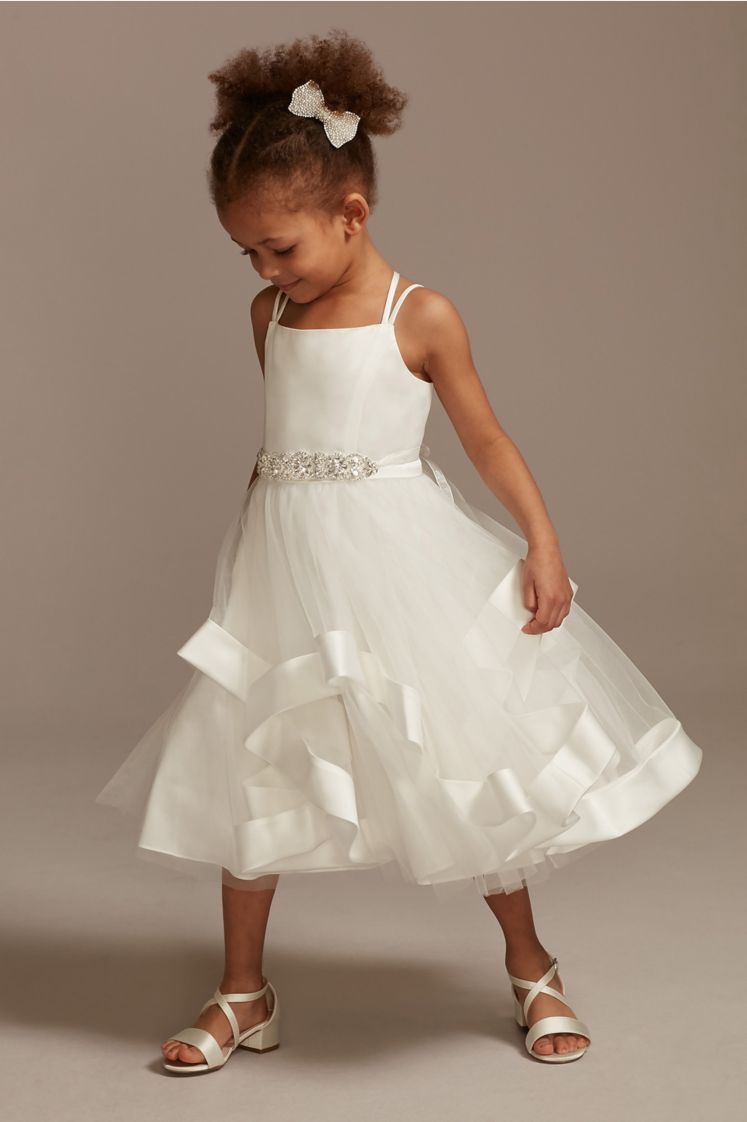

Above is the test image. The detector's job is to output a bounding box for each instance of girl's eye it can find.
[240,247,295,257]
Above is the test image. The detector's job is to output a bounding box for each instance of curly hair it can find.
[206,28,408,216]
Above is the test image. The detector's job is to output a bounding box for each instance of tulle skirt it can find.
[95,459,703,902]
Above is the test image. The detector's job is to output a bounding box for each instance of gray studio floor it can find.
[2,702,740,1122]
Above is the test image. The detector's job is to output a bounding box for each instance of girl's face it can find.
[218,195,367,303]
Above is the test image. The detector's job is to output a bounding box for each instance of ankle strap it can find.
[218,980,269,1002]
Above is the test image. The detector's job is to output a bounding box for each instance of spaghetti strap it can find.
[271,288,282,322]
[381,271,400,323]
[272,288,291,324]
[389,282,424,325]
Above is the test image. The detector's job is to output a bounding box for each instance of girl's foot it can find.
[505,949,590,1058]
[161,979,269,1067]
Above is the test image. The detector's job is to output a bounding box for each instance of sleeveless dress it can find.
[95,269,703,900]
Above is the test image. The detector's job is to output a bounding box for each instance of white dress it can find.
[95,269,703,900]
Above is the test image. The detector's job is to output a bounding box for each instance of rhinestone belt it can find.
[256,446,424,481]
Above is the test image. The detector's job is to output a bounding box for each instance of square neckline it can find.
[271,320,432,392]
[269,272,433,391]
[272,268,408,333]
[273,321,385,334]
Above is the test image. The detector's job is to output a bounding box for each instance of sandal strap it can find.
[167,1026,225,1069]
[199,979,270,1049]
[219,982,269,1001]
[525,1015,591,1052]
[507,958,564,1022]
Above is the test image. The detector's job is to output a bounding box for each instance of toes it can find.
[162,1041,205,1065]
[534,1032,590,1056]
[552,1034,588,1054]
[161,1039,184,1056]
[182,1045,206,1064]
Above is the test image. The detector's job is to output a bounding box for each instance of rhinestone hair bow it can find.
[287,79,361,148]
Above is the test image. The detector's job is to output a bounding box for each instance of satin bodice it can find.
[261,271,434,468]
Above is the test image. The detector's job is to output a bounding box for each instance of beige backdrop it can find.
[2,4,744,1120]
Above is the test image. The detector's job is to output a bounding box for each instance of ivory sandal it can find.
[162,976,279,1074]
[508,955,591,1063]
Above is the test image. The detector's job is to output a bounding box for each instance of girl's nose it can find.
[255,261,279,281]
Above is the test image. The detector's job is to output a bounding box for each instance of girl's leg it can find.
[483,885,590,1057]
[161,871,280,1066]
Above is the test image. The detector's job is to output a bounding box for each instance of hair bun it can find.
[207,28,407,138]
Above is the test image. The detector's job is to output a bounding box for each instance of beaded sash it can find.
[256,446,424,481]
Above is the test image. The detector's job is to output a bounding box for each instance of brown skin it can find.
[226,192,574,636]
[161,194,588,1067]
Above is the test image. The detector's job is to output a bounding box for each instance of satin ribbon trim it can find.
[176,612,702,881]
[172,445,702,883]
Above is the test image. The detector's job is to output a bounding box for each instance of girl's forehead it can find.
[220,205,320,242]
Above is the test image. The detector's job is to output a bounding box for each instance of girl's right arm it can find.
[247,285,276,489]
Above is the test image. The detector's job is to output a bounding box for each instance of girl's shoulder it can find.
[251,284,279,332]
[393,281,471,370]
[395,280,462,330]
[391,281,470,388]
[250,285,279,378]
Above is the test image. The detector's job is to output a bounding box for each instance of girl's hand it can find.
[519,546,575,635]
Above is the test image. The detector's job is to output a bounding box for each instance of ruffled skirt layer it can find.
[95,457,703,900]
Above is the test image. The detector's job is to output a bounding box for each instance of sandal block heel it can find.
[238,998,280,1052]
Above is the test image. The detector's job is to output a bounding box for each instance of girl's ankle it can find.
[220,973,266,993]
[504,943,552,966]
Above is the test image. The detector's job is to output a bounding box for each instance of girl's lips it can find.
[278,280,299,292]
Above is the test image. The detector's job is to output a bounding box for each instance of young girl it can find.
[95,30,703,1073]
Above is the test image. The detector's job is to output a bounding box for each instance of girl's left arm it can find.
[419,291,575,636]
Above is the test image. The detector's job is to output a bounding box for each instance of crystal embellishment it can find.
[287,79,361,149]
[257,446,380,481]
